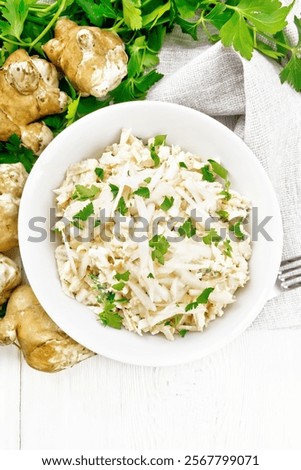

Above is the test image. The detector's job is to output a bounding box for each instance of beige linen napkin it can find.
[148,4,301,329]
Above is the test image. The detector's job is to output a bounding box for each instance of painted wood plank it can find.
[20,330,301,450]
[0,345,20,450]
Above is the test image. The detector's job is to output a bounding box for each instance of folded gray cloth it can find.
[148,6,301,329]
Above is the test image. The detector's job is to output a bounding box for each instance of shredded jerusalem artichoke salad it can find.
[54,129,252,340]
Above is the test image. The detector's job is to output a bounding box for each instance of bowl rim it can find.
[18,100,283,366]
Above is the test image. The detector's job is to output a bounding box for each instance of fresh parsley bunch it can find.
[0,0,300,169]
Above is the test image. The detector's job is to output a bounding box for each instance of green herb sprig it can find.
[0,0,300,170]
[90,274,123,329]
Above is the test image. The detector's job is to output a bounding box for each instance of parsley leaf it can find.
[179,162,188,169]
[116,196,128,215]
[216,210,229,221]
[176,16,199,40]
[150,147,160,167]
[142,2,171,28]
[280,17,301,92]
[185,287,214,312]
[73,202,94,221]
[0,0,29,40]
[201,165,215,182]
[99,310,123,329]
[220,10,254,60]
[72,184,100,201]
[128,36,159,77]
[112,282,125,291]
[75,0,116,26]
[153,134,167,146]
[185,301,199,312]
[160,196,174,211]
[133,187,150,198]
[147,272,154,279]
[66,94,80,126]
[114,271,130,282]
[223,239,233,257]
[71,220,83,230]
[220,181,232,201]
[144,177,151,184]
[122,0,142,30]
[208,159,228,180]
[109,184,119,200]
[174,0,199,19]
[179,329,188,337]
[196,287,215,304]
[235,0,291,35]
[149,234,170,265]
[110,71,163,102]
[202,228,222,245]
[219,0,292,60]
[0,134,37,172]
[280,54,301,92]
[95,168,104,181]
[178,218,196,238]
[91,276,123,330]
[229,220,245,240]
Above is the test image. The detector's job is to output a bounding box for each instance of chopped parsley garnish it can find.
[149,134,166,167]
[94,219,101,228]
[160,196,174,211]
[178,218,196,238]
[71,220,83,230]
[173,314,183,327]
[149,234,170,265]
[116,298,129,304]
[216,210,229,221]
[208,159,228,180]
[114,271,130,281]
[185,287,214,312]
[109,183,119,199]
[99,309,123,329]
[220,180,232,201]
[90,276,123,330]
[150,147,160,167]
[153,134,167,146]
[144,177,151,184]
[112,282,125,291]
[179,329,188,337]
[202,228,222,245]
[73,202,94,221]
[133,187,150,198]
[95,167,104,180]
[72,184,100,201]
[165,314,183,327]
[116,196,128,215]
[201,164,215,182]
[179,162,188,169]
[147,272,154,279]
[229,220,245,240]
[223,239,233,257]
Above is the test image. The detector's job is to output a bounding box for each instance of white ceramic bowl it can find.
[19,101,282,366]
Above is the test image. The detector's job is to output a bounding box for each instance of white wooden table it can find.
[1,328,301,450]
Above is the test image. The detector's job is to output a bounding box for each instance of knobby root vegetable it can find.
[0,49,69,155]
[43,18,128,98]
[0,254,21,305]
[0,163,28,251]
[0,285,95,372]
